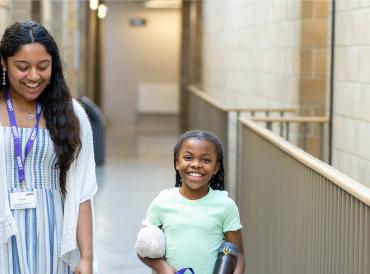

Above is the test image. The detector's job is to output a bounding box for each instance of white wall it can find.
[103,2,181,126]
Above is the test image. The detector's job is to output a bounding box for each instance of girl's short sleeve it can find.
[146,197,163,227]
[222,199,243,233]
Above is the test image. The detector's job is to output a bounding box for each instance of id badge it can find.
[10,191,37,210]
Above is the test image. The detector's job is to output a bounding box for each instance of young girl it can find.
[139,130,245,274]
[0,21,98,274]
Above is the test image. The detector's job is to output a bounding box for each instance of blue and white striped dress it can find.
[0,127,73,274]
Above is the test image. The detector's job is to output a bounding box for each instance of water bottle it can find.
[213,242,239,274]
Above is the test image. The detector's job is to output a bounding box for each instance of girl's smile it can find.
[185,171,205,183]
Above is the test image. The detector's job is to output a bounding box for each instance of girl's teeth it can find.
[190,173,201,177]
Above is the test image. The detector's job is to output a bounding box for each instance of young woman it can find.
[139,130,245,274]
[0,21,98,274]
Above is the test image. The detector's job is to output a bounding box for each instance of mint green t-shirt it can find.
[146,187,242,274]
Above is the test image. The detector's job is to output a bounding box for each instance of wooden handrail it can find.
[188,85,297,113]
[251,116,329,159]
[240,117,370,206]
[188,85,229,111]
[252,116,329,123]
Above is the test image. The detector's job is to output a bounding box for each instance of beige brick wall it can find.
[201,0,370,187]
[0,0,32,46]
[201,0,329,160]
[9,0,31,22]
[299,0,328,116]
[0,0,11,35]
[202,0,329,113]
[41,1,88,97]
[333,2,370,188]
[202,0,302,107]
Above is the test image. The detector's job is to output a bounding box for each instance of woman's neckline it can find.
[1,124,48,130]
[0,97,46,129]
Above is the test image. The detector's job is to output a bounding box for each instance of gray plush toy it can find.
[135,220,165,258]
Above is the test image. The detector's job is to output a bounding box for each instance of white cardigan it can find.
[0,100,99,272]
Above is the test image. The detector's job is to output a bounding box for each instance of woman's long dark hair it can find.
[0,21,81,195]
[173,130,225,190]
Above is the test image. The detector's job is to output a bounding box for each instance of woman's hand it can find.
[74,257,93,274]
[76,200,93,274]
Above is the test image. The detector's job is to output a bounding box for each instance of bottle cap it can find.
[218,241,239,256]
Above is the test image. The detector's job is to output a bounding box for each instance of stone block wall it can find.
[201,0,330,162]
[0,0,10,35]
[42,1,88,97]
[332,1,370,187]
[299,0,328,116]
[201,0,370,187]
[202,0,303,107]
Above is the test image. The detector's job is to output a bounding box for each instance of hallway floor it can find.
[94,116,179,274]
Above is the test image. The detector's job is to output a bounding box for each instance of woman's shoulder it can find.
[72,99,92,132]
[72,99,87,118]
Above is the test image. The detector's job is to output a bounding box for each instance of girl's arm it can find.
[138,256,176,274]
[224,230,246,274]
[75,200,93,274]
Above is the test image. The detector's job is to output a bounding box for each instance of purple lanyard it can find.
[5,90,42,183]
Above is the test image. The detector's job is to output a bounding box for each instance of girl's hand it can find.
[138,255,176,274]
[225,230,246,274]
[74,257,93,274]
[156,263,177,274]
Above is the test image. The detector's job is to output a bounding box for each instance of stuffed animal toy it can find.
[135,220,165,258]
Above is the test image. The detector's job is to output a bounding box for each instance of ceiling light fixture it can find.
[90,0,99,10]
[98,4,108,19]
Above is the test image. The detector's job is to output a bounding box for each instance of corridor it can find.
[94,116,179,274]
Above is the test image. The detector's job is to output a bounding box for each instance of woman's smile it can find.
[23,82,41,89]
